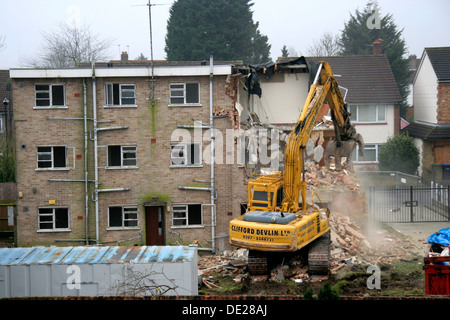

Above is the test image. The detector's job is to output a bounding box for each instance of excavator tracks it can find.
[248,250,270,275]
[308,231,331,275]
[247,232,331,276]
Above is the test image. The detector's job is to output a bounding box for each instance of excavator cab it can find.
[247,171,283,212]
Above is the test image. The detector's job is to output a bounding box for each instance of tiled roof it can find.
[401,121,450,140]
[306,55,402,104]
[425,47,450,82]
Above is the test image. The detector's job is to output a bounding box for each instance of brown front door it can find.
[145,206,165,245]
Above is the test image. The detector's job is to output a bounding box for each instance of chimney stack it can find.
[373,39,383,55]
[121,51,129,62]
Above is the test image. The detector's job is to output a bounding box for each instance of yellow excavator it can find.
[229,61,360,274]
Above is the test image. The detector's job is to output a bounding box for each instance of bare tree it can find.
[305,32,342,57]
[26,22,113,68]
[0,35,6,52]
[108,265,179,297]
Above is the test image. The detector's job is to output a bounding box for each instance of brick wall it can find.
[12,71,248,250]
[421,140,434,181]
[394,104,400,134]
[13,78,89,245]
[437,82,450,123]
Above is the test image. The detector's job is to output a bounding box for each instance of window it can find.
[38,208,69,230]
[169,83,200,105]
[105,83,136,106]
[109,206,138,228]
[35,84,65,107]
[349,104,386,123]
[443,165,450,180]
[352,144,382,163]
[252,190,273,208]
[172,204,202,226]
[108,145,137,167]
[37,146,67,169]
[170,143,201,166]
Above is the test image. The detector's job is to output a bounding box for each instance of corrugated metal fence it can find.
[367,185,450,223]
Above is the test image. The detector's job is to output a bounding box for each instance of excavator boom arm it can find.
[282,61,357,212]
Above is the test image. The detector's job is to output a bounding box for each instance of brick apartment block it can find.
[10,61,248,252]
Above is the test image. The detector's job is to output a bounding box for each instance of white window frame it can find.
[170,143,201,167]
[36,146,70,170]
[171,204,203,227]
[353,144,382,163]
[37,207,70,232]
[107,205,139,229]
[349,104,387,123]
[169,82,200,105]
[107,145,138,168]
[34,84,66,108]
[105,83,136,106]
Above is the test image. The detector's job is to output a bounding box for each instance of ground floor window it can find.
[172,204,202,226]
[352,144,382,163]
[443,165,450,180]
[38,207,69,230]
[108,206,138,228]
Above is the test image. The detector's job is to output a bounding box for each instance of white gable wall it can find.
[414,52,438,123]
[239,72,310,124]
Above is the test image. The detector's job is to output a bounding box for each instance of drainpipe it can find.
[83,79,89,245]
[92,62,99,244]
[209,55,216,254]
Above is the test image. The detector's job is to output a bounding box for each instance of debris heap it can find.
[329,211,371,272]
[305,163,360,192]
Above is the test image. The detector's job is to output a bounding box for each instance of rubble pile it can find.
[198,249,249,288]
[330,210,424,269]
[198,210,423,287]
[329,211,371,271]
[305,163,360,192]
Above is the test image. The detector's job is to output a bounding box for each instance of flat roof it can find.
[9,64,233,78]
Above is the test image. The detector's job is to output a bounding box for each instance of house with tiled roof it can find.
[402,47,450,183]
[307,54,402,169]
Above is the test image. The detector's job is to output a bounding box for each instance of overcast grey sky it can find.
[0,0,449,69]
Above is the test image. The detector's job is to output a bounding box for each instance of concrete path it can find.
[387,221,450,244]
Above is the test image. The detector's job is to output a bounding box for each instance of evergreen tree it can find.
[340,2,411,111]
[281,45,289,57]
[165,0,271,64]
[0,135,15,182]
[378,134,420,175]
